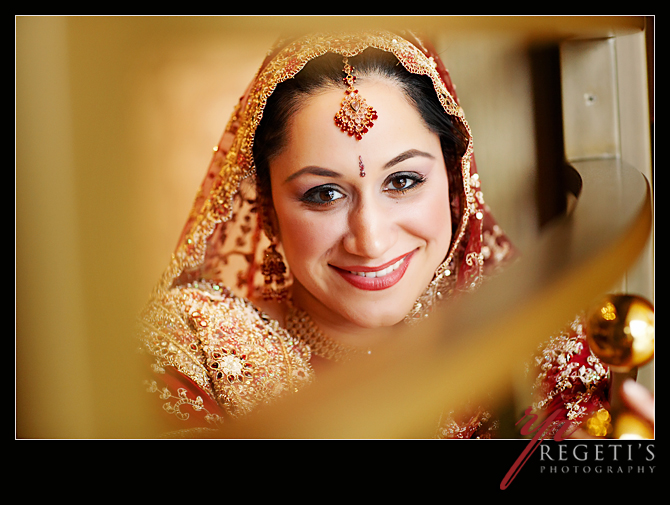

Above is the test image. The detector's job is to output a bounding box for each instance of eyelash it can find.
[300,185,344,207]
[384,172,427,194]
[300,172,427,207]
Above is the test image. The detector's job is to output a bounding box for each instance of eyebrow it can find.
[284,166,341,184]
[283,149,436,184]
[384,149,435,170]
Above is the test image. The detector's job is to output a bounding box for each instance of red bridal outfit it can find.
[137,30,607,438]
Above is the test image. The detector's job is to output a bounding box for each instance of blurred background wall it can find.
[16,16,652,438]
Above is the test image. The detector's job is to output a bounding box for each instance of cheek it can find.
[401,186,453,252]
[274,204,344,267]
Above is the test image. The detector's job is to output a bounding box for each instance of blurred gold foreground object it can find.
[586,294,654,372]
[613,412,654,439]
[585,294,654,439]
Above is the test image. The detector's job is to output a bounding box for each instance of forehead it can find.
[281,78,437,167]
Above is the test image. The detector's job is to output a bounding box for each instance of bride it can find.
[138,30,638,439]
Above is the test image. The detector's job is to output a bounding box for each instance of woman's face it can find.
[269,77,453,329]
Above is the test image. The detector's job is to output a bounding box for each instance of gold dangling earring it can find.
[256,179,288,301]
[261,242,288,301]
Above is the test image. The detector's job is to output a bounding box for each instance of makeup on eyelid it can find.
[296,171,428,207]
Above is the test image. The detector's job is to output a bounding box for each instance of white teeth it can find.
[350,257,405,278]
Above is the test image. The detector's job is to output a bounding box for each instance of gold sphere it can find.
[612,412,654,439]
[585,294,654,372]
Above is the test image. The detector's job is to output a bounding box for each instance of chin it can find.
[340,297,416,329]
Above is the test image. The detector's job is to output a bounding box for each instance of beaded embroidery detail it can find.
[139,281,314,420]
[531,315,610,435]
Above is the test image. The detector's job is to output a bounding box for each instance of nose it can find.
[342,198,397,259]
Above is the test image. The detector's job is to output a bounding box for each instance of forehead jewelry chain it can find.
[334,58,378,141]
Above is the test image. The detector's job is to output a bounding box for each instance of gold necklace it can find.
[284,300,371,363]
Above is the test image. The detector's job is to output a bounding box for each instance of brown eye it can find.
[301,185,345,206]
[391,177,409,190]
[384,172,426,194]
[319,189,337,201]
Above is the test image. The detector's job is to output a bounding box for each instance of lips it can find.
[349,255,406,278]
[331,250,415,291]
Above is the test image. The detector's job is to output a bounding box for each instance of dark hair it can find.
[253,48,468,222]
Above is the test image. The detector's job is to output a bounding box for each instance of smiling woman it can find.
[266,74,455,336]
[138,30,519,437]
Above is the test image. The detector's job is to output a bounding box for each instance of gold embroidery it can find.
[482,224,511,267]
[144,380,224,426]
[532,316,609,425]
[437,406,499,439]
[139,281,314,420]
[138,302,214,397]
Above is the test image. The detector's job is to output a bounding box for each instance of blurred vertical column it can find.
[559,19,654,391]
[16,16,96,438]
[17,16,156,438]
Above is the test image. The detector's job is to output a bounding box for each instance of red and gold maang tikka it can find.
[334,58,378,141]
